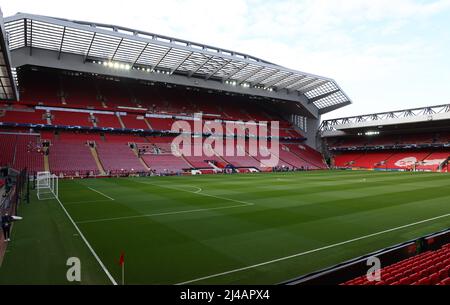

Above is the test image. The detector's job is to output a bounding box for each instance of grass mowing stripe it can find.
[75,203,253,224]
[64,199,112,205]
[134,179,255,206]
[87,187,115,201]
[54,196,118,285]
[176,212,450,285]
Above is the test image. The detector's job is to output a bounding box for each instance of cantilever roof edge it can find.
[4,12,352,113]
[0,9,19,100]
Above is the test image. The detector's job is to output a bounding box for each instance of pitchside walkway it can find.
[1,171,449,284]
[0,193,109,284]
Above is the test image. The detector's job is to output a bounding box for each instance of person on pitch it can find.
[1,212,14,242]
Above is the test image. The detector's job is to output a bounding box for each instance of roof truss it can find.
[4,13,352,112]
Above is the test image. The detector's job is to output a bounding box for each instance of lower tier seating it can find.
[334,151,449,171]
[342,243,450,285]
[0,133,44,173]
[285,144,327,169]
[2,130,326,175]
[96,143,146,173]
[48,141,99,176]
[141,154,191,173]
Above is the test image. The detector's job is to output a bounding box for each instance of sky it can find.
[2,0,450,120]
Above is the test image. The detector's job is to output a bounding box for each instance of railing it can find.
[0,167,29,217]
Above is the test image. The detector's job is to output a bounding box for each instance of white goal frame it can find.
[37,171,59,200]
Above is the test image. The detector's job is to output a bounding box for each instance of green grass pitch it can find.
[1,170,449,285]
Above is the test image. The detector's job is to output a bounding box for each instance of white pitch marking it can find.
[54,196,118,285]
[76,203,251,224]
[134,180,254,206]
[87,187,115,201]
[193,187,203,194]
[176,212,450,285]
[64,199,112,205]
[76,180,253,224]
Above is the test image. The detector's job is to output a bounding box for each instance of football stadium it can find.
[0,2,449,290]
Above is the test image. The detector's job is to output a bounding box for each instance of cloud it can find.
[2,0,450,120]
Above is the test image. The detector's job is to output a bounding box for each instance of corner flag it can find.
[118,252,125,285]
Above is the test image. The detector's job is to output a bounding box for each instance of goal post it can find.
[37,171,59,200]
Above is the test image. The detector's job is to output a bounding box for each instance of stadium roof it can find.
[4,13,351,113]
[320,104,450,136]
[0,9,18,100]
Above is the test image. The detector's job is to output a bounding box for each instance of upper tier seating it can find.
[328,132,450,150]
[342,243,450,285]
[98,79,135,108]
[61,74,103,107]
[94,113,122,128]
[0,109,47,125]
[19,70,61,104]
[148,118,177,131]
[51,111,93,127]
[17,67,304,130]
[121,114,149,129]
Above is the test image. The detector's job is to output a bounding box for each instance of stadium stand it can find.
[342,243,450,285]
[333,150,450,171]
[0,66,328,176]
[93,113,122,128]
[96,142,146,173]
[14,134,45,174]
[47,133,100,176]
[0,108,47,125]
[0,133,44,174]
[0,133,16,167]
[120,114,149,129]
[51,110,93,127]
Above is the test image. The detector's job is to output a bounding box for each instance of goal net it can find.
[37,171,59,200]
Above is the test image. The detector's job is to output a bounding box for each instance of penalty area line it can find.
[176,212,450,285]
[87,187,115,201]
[54,196,118,285]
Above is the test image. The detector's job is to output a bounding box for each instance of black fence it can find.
[0,167,30,217]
